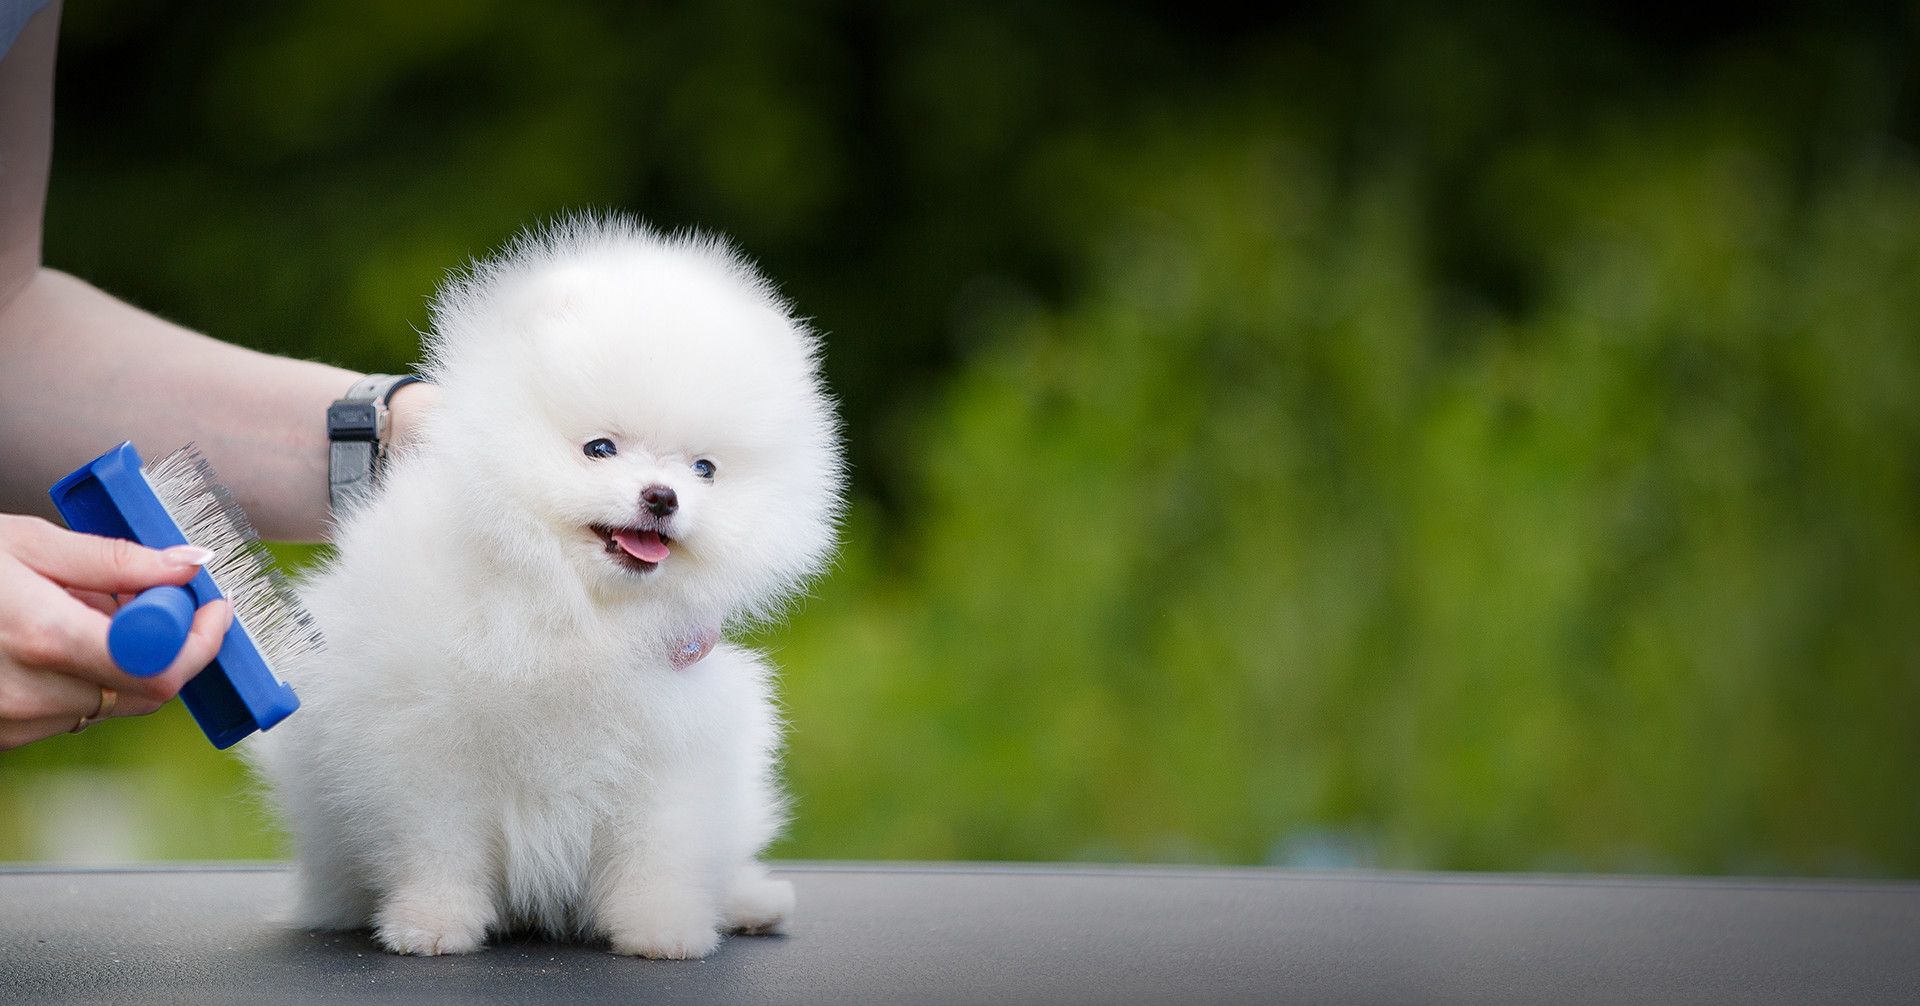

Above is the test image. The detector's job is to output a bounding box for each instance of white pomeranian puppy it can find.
[249,215,844,959]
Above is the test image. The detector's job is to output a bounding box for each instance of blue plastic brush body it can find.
[50,442,300,748]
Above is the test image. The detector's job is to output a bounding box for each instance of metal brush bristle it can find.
[142,444,324,671]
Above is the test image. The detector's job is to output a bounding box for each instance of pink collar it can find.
[670,627,719,670]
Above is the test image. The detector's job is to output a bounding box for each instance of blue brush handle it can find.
[107,584,197,678]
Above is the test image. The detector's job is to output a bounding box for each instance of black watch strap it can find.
[328,374,421,515]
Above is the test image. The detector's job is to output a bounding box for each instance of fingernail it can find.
[162,545,215,568]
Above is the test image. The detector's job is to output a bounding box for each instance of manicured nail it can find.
[162,545,215,568]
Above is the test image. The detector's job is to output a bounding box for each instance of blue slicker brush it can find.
[50,442,319,748]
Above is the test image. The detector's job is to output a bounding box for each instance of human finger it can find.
[0,678,163,749]
[0,514,209,595]
[0,712,84,750]
[147,598,233,694]
[0,663,165,725]
[67,588,121,615]
[0,697,162,750]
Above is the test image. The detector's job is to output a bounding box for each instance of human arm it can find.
[0,3,427,747]
[0,0,434,543]
[0,269,438,542]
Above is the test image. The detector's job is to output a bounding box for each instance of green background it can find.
[3,1,1917,876]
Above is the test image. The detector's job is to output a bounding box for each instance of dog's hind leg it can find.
[722,861,793,934]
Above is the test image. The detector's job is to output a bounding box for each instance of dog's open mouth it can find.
[591,524,672,572]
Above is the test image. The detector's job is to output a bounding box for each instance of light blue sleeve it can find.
[0,0,49,62]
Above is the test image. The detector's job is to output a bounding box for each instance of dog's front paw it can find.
[609,916,722,960]
[725,875,794,934]
[374,899,489,956]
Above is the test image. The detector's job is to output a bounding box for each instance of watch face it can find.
[328,401,380,442]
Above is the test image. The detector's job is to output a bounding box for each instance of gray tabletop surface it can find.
[1,862,1916,1004]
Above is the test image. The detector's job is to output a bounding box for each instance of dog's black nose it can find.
[642,484,679,517]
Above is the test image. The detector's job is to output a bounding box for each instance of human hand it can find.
[0,514,232,749]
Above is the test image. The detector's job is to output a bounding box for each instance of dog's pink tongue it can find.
[611,527,670,563]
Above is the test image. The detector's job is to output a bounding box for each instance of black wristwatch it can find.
[327,374,421,514]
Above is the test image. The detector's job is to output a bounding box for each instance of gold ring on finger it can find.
[70,685,117,733]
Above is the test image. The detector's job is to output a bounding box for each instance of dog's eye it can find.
[691,458,716,479]
[583,438,618,460]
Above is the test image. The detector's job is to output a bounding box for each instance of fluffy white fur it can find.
[248,216,845,959]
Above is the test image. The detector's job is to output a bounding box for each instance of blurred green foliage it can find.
[2,2,1916,876]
